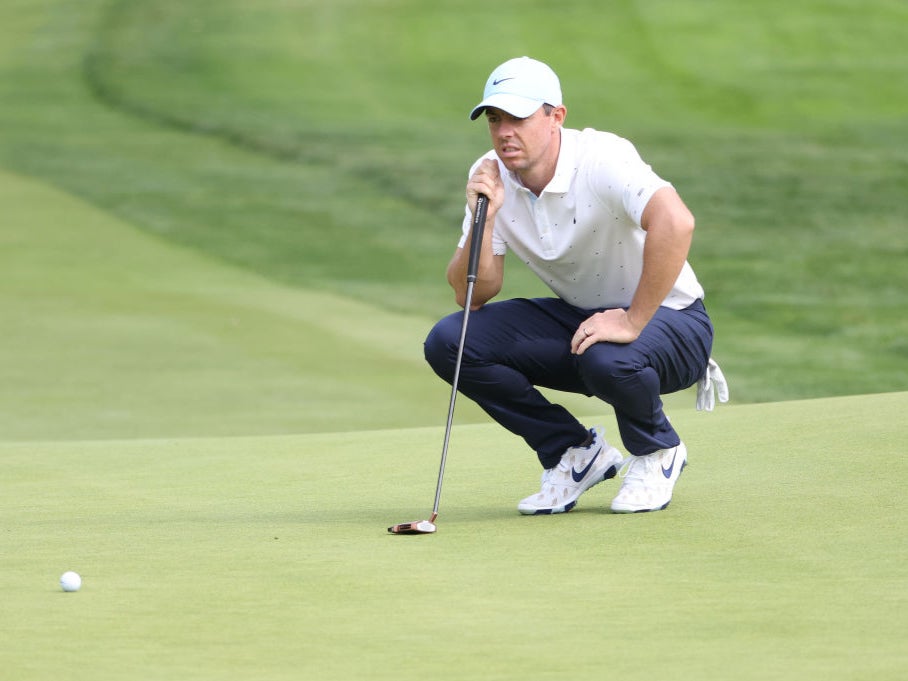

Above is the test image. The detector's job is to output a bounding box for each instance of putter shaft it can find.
[389,194,488,535]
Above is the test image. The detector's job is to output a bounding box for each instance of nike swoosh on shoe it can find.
[661,450,678,479]
[571,448,602,482]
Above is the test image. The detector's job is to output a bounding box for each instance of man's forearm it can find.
[446,227,504,310]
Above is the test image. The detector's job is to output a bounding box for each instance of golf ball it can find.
[60,571,81,592]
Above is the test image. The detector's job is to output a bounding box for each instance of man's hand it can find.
[466,158,504,216]
[571,309,642,355]
[447,158,506,310]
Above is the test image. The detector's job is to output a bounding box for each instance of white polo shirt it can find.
[459,127,704,310]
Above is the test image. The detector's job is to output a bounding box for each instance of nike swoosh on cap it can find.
[571,448,602,482]
[492,77,515,85]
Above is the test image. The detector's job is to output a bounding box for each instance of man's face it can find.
[485,105,565,175]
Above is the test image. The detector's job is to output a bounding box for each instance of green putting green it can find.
[2,392,905,680]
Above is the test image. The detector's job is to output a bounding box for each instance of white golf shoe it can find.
[517,428,625,515]
[610,443,688,513]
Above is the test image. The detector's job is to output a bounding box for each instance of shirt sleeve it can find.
[588,135,671,227]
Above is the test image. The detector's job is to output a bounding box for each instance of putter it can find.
[388,194,489,535]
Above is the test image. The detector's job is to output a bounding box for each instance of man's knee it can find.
[577,345,637,381]
[576,344,658,402]
[423,313,462,379]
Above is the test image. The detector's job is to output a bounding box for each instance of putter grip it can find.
[466,194,488,283]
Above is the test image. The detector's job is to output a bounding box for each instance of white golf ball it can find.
[60,571,82,592]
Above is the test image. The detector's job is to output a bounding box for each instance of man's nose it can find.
[497,121,515,137]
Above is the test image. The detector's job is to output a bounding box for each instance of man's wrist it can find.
[625,307,650,334]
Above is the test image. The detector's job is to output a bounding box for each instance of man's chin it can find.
[496,155,524,171]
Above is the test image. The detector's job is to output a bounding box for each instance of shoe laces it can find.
[618,453,658,484]
[540,457,570,485]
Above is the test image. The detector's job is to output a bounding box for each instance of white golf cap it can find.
[469,56,562,120]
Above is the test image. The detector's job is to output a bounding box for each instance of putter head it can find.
[387,519,437,535]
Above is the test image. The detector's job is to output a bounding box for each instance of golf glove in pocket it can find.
[696,358,729,411]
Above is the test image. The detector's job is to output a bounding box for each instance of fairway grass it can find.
[2,392,905,681]
[0,166,485,440]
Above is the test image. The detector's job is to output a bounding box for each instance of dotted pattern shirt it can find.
[458,127,705,310]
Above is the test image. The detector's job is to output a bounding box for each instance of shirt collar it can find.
[545,128,576,193]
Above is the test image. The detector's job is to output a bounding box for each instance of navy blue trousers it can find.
[424,297,713,468]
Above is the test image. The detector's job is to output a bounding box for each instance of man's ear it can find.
[553,105,567,126]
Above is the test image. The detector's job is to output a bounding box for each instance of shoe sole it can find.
[610,460,687,514]
[518,463,621,515]
[615,499,671,514]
